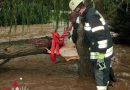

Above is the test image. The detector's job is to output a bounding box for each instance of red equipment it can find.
[50,29,68,62]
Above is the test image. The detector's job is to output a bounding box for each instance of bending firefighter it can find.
[69,0,116,90]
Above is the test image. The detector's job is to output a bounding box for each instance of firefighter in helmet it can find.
[69,0,116,90]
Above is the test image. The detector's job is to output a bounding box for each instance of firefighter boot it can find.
[96,86,107,90]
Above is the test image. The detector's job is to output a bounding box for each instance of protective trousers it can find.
[92,58,111,86]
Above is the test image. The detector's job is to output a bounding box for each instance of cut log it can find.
[0,36,80,65]
[0,36,52,59]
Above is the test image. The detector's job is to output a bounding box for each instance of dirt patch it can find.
[0,54,96,90]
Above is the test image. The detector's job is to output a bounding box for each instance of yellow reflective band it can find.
[100,18,106,25]
[91,26,104,32]
[105,47,113,57]
[90,52,97,56]
[90,56,97,59]
[90,47,113,59]
[98,40,108,49]
[84,26,91,31]
[98,40,107,44]
[106,47,113,53]
[76,17,80,24]
[98,44,107,49]
[96,52,105,59]
[90,52,97,59]
[85,23,90,27]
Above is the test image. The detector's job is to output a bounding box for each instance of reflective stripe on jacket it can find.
[90,46,113,59]
[82,7,113,60]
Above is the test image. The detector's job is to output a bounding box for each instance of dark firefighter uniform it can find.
[70,7,114,86]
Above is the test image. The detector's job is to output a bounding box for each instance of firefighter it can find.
[69,0,115,90]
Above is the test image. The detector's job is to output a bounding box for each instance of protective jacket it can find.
[72,7,113,61]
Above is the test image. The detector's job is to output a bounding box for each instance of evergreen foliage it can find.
[110,1,130,43]
[0,0,129,36]
[0,0,70,26]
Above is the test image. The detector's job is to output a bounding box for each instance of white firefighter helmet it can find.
[69,0,84,11]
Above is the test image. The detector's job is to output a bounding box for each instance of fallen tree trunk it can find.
[0,36,51,59]
[0,36,79,65]
[0,34,91,78]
